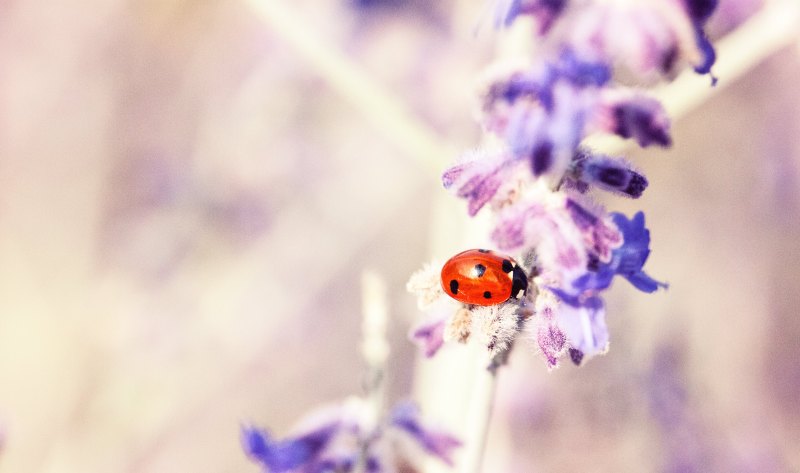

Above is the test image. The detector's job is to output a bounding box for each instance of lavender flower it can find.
[494,0,719,79]
[566,148,649,198]
[409,0,716,369]
[527,289,568,369]
[242,423,340,473]
[569,211,668,295]
[389,402,462,466]
[554,294,608,360]
[441,150,524,216]
[409,310,448,358]
[242,399,460,472]
[589,90,672,147]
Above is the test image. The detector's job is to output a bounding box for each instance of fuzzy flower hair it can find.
[242,398,461,472]
[409,0,716,369]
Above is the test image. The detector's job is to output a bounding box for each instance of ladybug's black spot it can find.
[569,348,584,366]
[477,249,489,253]
[502,259,513,273]
[449,279,459,295]
[483,291,492,299]
[474,264,486,277]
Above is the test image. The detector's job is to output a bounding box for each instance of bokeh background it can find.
[0,0,798,472]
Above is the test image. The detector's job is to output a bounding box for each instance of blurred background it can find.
[0,0,798,472]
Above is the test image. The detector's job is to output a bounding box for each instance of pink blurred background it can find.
[0,0,798,472]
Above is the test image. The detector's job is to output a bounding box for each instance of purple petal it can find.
[680,0,719,81]
[611,98,672,147]
[564,198,623,262]
[537,323,567,368]
[571,149,649,198]
[556,296,609,359]
[564,198,598,230]
[410,317,446,358]
[555,48,611,88]
[693,30,718,83]
[531,141,554,176]
[390,402,462,466]
[682,0,718,26]
[568,348,584,365]
[241,423,339,472]
[609,211,668,292]
[442,156,511,217]
[491,204,536,252]
[482,69,552,113]
[570,211,666,294]
[309,456,356,473]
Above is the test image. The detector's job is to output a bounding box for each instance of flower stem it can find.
[244,0,453,172]
[460,364,498,473]
[459,342,514,473]
[357,271,390,473]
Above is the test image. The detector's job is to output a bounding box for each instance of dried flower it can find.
[469,304,523,358]
[406,261,444,310]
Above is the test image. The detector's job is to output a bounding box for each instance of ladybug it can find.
[440,249,528,306]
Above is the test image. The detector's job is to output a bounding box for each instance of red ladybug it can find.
[441,249,528,306]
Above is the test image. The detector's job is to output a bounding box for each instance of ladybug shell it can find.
[440,249,528,306]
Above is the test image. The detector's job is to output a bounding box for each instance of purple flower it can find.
[571,211,667,294]
[554,48,611,88]
[612,100,672,148]
[692,31,717,80]
[554,294,609,360]
[243,400,461,472]
[564,198,623,263]
[410,316,447,358]
[413,0,718,368]
[590,91,672,147]
[482,50,609,114]
[491,191,622,289]
[568,148,649,198]
[241,423,339,473]
[536,322,568,369]
[390,402,462,466]
[442,150,522,216]
[479,51,610,179]
[680,0,719,80]
[555,2,721,79]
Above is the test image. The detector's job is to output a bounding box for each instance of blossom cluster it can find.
[408,0,717,369]
[242,398,460,473]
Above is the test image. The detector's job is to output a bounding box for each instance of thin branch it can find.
[459,361,499,473]
[584,0,800,152]
[357,271,390,473]
[244,0,454,172]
